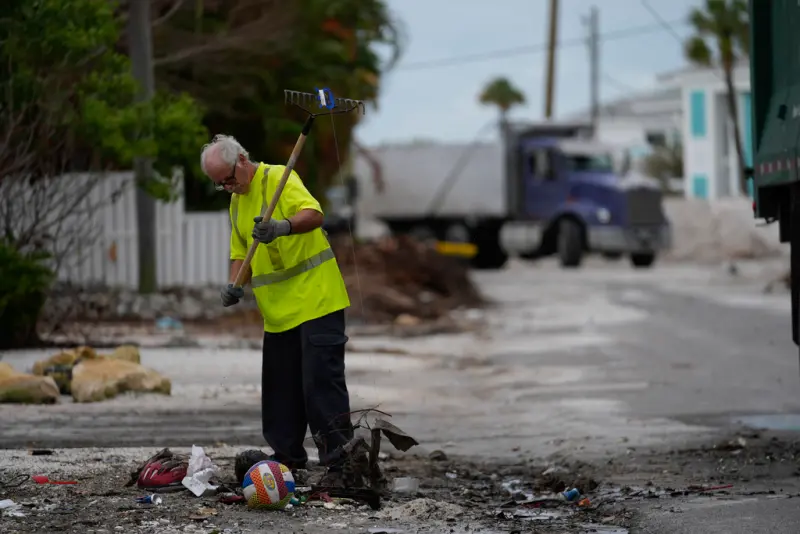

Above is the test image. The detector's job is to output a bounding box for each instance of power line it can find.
[640,0,687,43]
[395,19,689,71]
[639,0,722,84]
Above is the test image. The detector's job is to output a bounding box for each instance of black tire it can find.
[630,253,656,268]
[471,224,508,270]
[472,241,508,270]
[602,252,623,261]
[557,219,583,268]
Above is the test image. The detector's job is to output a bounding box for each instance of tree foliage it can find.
[478,76,526,141]
[128,0,406,209]
[479,77,526,118]
[0,242,54,350]
[0,0,208,196]
[0,0,209,347]
[684,0,749,194]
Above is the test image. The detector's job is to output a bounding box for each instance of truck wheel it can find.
[471,225,508,270]
[630,253,656,268]
[472,244,508,270]
[557,219,583,268]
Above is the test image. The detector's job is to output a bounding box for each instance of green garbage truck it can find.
[749,0,800,355]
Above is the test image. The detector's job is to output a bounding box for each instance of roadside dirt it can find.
[41,235,485,346]
[3,431,800,534]
[331,235,485,324]
[0,447,627,534]
[39,310,484,350]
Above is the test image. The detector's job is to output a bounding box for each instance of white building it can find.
[569,62,752,201]
[658,62,752,200]
[565,84,683,175]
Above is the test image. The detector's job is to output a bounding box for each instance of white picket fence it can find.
[3,171,231,289]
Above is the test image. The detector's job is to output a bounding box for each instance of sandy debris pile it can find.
[331,235,485,323]
[0,345,170,404]
[663,197,787,263]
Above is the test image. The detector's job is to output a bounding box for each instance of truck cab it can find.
[351,121,672,271]
[500,124,672,268]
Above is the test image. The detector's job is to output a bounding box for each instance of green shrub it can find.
[0,242,54,349]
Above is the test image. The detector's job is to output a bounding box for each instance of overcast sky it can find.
[356,0,705,145]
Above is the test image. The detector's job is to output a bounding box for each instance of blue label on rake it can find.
[315,87,335,110]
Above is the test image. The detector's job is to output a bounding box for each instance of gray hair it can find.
[200,134,249,174]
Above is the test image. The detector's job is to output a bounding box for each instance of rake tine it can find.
[232,88,364,287]
[284,89,366,115]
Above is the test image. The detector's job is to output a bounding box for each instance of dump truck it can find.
[749,0,800,355]
[352,121,672,269]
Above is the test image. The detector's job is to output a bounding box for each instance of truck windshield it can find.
[564,154,614,173]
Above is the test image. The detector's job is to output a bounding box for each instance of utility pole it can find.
[127,0,157,294]
[544,0,559,119]
[584,7,600,126]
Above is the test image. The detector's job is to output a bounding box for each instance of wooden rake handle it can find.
[233,116,315,287]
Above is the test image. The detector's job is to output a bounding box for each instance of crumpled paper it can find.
[181,445,219,497]
[0,499,25,517]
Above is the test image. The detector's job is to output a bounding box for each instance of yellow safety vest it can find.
[228,163,350,333]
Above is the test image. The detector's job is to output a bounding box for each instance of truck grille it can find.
[625,187,664,226]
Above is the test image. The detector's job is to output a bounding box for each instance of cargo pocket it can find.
[306,333,349,385]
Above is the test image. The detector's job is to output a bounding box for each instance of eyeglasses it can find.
[214,162,237,191]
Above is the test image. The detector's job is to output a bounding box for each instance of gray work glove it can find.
[221,284,244,307]
[252,216,291,244]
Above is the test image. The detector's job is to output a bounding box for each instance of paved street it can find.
[2,258,797,457]
[2,257,800,533]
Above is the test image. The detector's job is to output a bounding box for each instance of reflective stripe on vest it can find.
[250,247,336,288]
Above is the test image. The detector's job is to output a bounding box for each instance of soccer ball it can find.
[242,460,295,510]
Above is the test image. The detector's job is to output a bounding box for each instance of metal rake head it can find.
[284,88,366,116]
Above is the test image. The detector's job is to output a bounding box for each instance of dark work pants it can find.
[261,309,354,470]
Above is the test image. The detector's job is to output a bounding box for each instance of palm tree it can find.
[478,77,526,134]
[684,0,749,194]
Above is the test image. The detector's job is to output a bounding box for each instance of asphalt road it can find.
[2,257,800,533]
[1,258,797,455]
[633,496,800,534]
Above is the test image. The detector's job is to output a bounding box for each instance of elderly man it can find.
[200,134,353,486]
